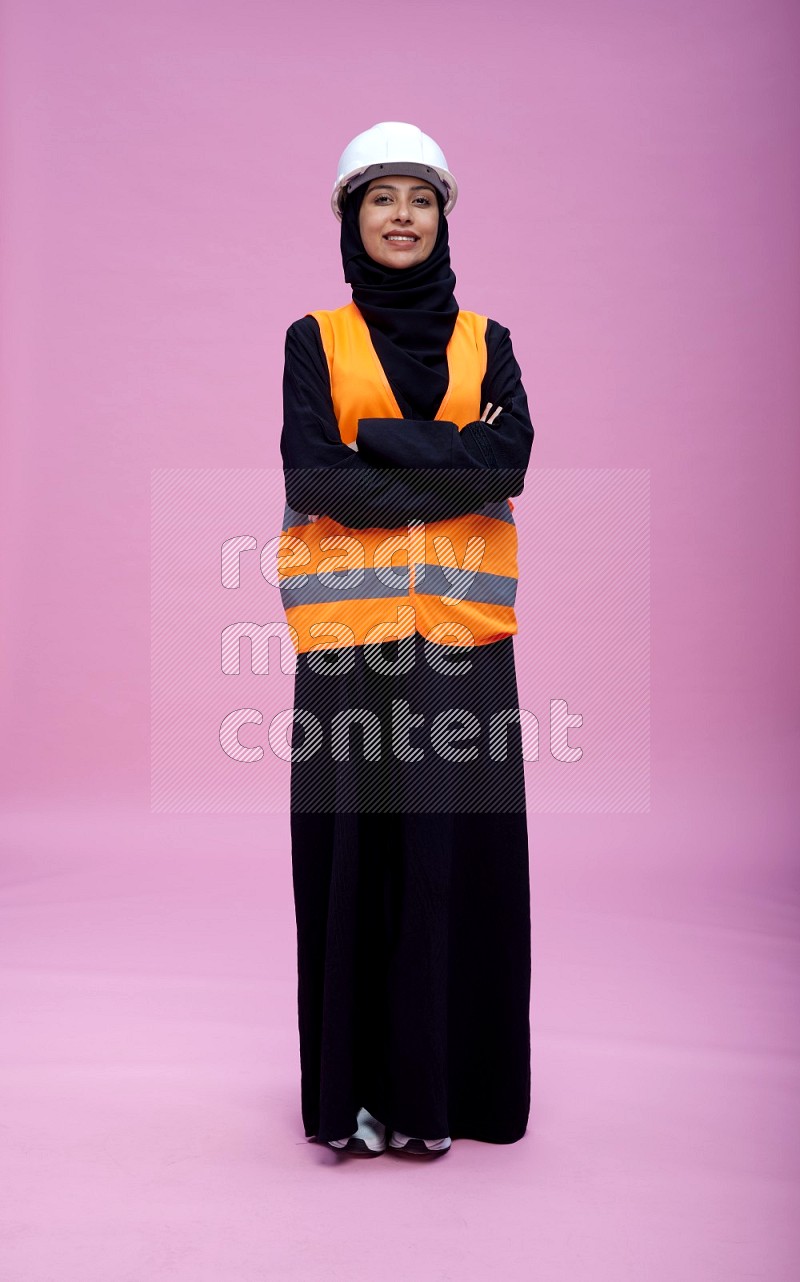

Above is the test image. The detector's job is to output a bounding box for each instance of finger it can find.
[488,405,503,424]
[480,402,493,422]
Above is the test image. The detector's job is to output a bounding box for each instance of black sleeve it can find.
[280,314,534,530]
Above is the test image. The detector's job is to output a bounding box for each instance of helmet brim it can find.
[331,162,458,222]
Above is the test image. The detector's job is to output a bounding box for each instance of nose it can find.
[392,196,414,221]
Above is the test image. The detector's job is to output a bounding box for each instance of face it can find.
[357,174,439,269]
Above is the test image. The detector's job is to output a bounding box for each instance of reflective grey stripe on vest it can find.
[280,565,411,607]
[412,563,517,605]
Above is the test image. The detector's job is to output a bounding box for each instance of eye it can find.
[371,192,433,205]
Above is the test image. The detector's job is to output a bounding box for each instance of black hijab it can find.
[339,181,460,421]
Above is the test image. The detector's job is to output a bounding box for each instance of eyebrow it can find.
[367,183,435,193]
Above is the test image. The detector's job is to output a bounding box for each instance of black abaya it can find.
[290,634,531,1145]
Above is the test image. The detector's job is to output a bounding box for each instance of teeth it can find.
[386,235,416,241]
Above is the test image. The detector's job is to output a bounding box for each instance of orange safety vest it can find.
[278,301,519,654]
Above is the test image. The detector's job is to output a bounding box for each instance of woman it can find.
[279,122,535,1158]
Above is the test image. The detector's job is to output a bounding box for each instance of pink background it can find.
[1,0,799,1278]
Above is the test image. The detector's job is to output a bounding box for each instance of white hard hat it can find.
[331,121,458,222]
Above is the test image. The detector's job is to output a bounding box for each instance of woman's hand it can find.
[480,402,503,424]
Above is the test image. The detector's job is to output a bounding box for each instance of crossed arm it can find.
[280,313,535,530]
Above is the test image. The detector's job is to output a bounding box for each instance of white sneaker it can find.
[388,1129,451,1156]
[327,1108,387,1156]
